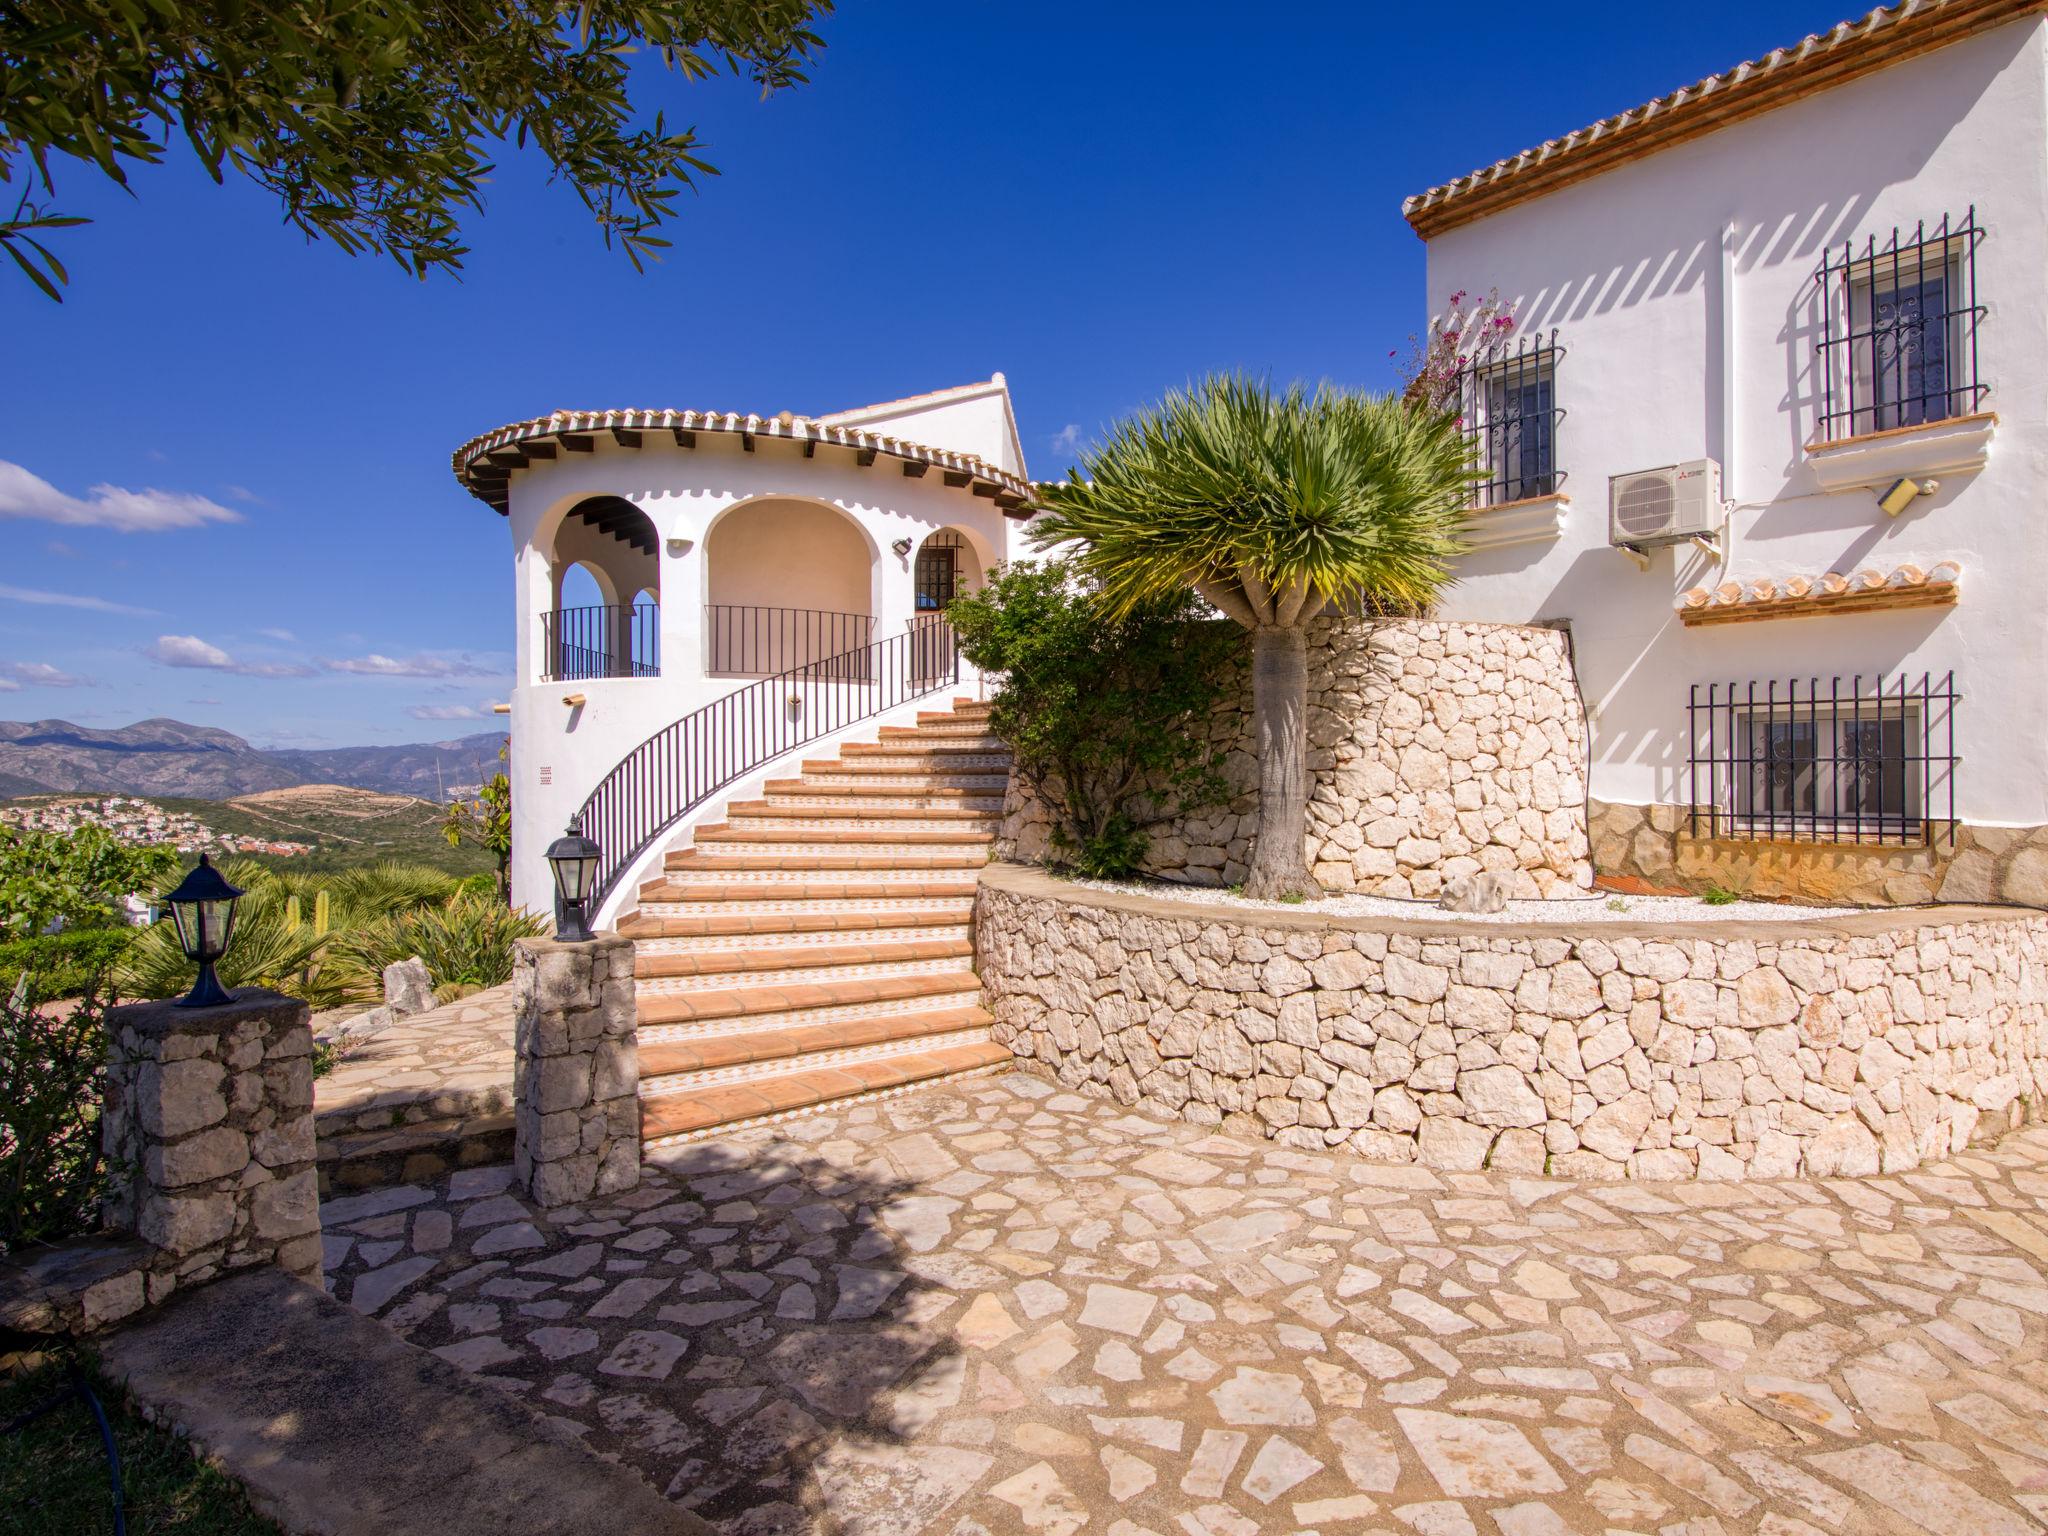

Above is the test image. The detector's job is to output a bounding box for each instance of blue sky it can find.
[1,0,1858,749]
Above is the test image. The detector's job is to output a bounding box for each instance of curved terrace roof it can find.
[451,407,1038,518]
[1402,0,2035,239]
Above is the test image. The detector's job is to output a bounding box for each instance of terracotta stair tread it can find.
[638,1040,1011,1140]
[634,968,980,1025]
[686,828,993,846]
[617,908,967,940]
[836,742,1009,756]
[761,780,1001,799]
[797,758,1005,774]
[724,801,999,821]
[639,1005,993,1076]
[636,936,972,978]
[637,879,981,905]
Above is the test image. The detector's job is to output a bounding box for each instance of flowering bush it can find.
[0,975,111,1250]
[1393,288,1517,417]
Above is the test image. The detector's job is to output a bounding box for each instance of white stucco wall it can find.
[1423,17,2048,828]
[498,424,1018,918]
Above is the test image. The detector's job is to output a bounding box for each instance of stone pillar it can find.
[512,936,640,1207]
[102,989,322,1296]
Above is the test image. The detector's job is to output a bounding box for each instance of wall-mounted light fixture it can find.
[562,692,586,708]
[891,537,914,558]
[665,537,693,556]
[1877,477,1938,517]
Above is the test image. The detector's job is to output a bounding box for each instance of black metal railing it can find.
[1454,331,1565,507]
[577,618,962,910]
[542,603,659,682]
[1814,207,1986,443]
[704,605,875,678]
[1687,673,1958,847]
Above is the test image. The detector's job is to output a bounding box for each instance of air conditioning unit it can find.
[1609,459,1723,548]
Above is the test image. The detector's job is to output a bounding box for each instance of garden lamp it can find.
[546,819,602,943]
[163,854,243,1008]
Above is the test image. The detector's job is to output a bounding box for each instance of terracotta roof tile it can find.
[1403,0,2038,237]
[1678,560,1961,625]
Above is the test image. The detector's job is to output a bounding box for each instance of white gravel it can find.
[1066,876,1861,924]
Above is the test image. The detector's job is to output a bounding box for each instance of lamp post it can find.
[161,853,244,1008]
[546,820,602,943]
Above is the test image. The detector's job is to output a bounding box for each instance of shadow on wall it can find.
[326,1105,973,1533]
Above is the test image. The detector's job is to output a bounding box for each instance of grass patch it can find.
[0,1358,278,1536]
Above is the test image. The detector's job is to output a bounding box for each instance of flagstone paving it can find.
[321,1070,2048,1535]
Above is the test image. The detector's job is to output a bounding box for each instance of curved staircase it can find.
[616,698,1014,1148]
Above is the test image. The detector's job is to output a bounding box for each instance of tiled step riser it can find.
[634,924,972,957]
[636,896,975,922]
[636,955,974,996]
[679,840,994,861]
[843,743,1009,758]
[796,773,1010,791]
[879,726,1006,740]
[640,1026,994,1095]
[761,793,1007,812]
[646,867,980,893]
[724,814,1002,835]
[639,989,980,1043]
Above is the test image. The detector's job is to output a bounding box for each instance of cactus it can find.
[285,894,302,931]
[313,889,331,938]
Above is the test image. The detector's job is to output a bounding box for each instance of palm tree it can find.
[1032,376,1474,898]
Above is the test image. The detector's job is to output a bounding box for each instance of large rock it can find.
[383,957,435,1018]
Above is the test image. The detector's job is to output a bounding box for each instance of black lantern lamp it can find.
[163,853,243,1008]
[546,819,602,943]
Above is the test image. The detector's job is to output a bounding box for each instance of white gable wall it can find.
[1423,17,2048,826]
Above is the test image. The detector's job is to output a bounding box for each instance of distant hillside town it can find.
[0,795,313,858]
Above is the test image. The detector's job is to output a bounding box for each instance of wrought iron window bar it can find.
[1813,207,1986,444]
[541,603,659,682]
[1686,673,1958,848]
[1453,331,1566,508]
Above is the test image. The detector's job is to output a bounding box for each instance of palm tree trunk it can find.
[1243,623,1315,899]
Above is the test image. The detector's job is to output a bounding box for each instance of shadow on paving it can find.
[332,1088,978,1536]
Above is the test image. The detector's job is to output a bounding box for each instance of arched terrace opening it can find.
[542,498,659,681]
[704,497,876,677]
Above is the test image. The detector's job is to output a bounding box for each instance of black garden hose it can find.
[2,1356,126,1536]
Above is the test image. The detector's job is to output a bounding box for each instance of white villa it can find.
[1412,0,2048,904]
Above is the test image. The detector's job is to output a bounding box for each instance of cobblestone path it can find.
[321,1072,2048,1535]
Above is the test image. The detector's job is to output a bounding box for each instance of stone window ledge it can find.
[1804,411,1996,494]
[1460,493,1568,551]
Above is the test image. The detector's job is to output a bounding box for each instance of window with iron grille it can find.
[1454,332,1565,507]
[916,529,962,611]
[1686,674,1958,847]
[1813,208,1986,444]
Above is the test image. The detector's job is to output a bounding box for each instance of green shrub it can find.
[0,978,111,1250]
[0,928,135,1000]
[949,558,1237,879]
[0,824,178,942]
[331,890,548,1003]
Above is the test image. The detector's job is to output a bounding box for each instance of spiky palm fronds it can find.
[1030,375,1475,625]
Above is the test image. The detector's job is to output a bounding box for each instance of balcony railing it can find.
[705,605,875,678]
[577,618,962,910]
[541,603,659,682]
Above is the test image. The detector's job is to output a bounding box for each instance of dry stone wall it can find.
[998,617,1592,899]
[1592,800,2048,908]
[976,864,2048,1180]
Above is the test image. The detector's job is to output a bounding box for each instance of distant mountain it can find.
[0,717,509,801]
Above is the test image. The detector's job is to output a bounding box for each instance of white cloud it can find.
[406,703,481,720]
[0,661,91,687]
[222,484,266,505]
[0,460,243,533]
[0,583,157,616]
[1050,423,1082,453]
[145,635,313,678]
[0,678,17,692]
[257,627,296,642]
[326,652,500,680]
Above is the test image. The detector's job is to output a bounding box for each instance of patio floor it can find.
[320,1070,2048,1536]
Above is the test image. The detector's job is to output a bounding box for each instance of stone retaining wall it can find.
[975,863,2048,1179]
[998,617,1592,899]
[1590,800,2048,907]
